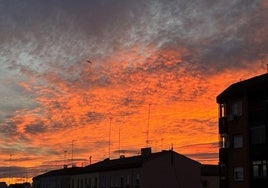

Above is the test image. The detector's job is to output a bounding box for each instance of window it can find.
[231,100,242,116]
[253,160,267,178]
[234,167,244,181]
[126,175,130,188]
[220,164,227,179]
[135,174,140,188]
[88,177,91,188]
[94,177,97,188]
[251,126,266,144]
[219,134,230,148]
[233,135,243,148]
[219,103,226,118]
[120,177,124,188]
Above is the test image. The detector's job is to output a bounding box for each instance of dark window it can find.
[120,177,124,188]
[231,100,242,116]
[233,135,243,148]
[251,126,266,144]
[253,160,267,178]
[94,177,97,188]
[89,177,92,188]
[234,167,244,181]
[135,174,140,188]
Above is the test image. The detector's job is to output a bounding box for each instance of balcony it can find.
[219,148,228,164]
[219,117,228,134]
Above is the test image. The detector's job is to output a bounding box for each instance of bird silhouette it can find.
[87,60,93,64]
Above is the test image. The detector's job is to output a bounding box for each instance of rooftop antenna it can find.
[119,126,121,157]
[9,154,12,185]
[109,117,113,159]
[64,150,67,168]
[71,140,76,167]
[146,104,152,147]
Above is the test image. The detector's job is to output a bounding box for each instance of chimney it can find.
[141,147,152,156]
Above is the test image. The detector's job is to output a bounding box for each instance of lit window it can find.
[219,103,226,118]
[220,134,230,148]
[233,135,243,148]
[234,167,244,181]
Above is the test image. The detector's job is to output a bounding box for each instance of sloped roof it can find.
[33,149,199,180]
[217,73,268,103]
[32,167,82,180]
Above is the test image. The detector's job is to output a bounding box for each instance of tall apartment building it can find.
[217,73,268,188]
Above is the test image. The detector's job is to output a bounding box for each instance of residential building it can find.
[33,148,204,188]
[32,167,82,188]
[0,182,8,188]
[217,73,268,188]
[201,165,219,188]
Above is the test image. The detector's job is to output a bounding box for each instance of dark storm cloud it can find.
[1,0,267,77]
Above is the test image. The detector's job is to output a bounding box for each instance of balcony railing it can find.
[219,148,228,164]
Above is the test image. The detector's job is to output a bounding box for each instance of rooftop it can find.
[217,73,268,103]
[33,148,200,180]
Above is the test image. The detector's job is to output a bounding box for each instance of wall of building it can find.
[99,168,141,188]
[141,151,201,188]
[71,172,99,188]
[201,176,219,188]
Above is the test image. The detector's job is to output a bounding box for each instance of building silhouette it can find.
[33,148,218,188]
[217,73,268,188]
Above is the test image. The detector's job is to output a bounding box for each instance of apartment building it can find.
[33,148,204,188]
[217,73,268,188]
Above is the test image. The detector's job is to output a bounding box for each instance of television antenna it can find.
[146,104,152,147]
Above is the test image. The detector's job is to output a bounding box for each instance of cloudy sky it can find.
[0,0,267,183]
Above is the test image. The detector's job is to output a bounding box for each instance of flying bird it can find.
[87,60,93,64]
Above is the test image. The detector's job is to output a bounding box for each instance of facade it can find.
[69,148,202,188]
[32,167,82,188]
[201,165,219,188]
[217,73,268,188]
[33,148,204,188]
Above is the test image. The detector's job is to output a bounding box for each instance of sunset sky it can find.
[0,0,267,184]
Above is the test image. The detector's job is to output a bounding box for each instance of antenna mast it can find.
[119,126,121,157]
[109,117,112,159]
[71,140,76,167]
[146,104,152,147]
